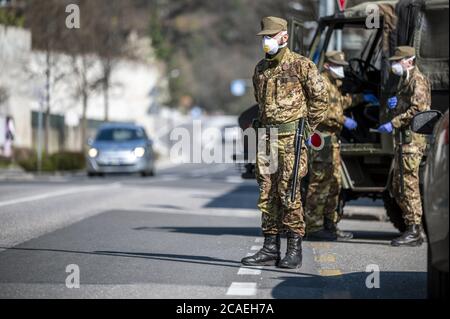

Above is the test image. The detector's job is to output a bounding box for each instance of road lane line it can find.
[319,269,343,277]
[237,266,262,276]
[0,183,122,208]
[226,282,257,296]
[254,238,264,243]
[315,254,336,263]
[309,243,332,249]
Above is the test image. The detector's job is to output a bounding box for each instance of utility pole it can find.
[37,89,44,174]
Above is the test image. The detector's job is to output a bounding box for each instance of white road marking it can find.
[0,183,122,208]
[226,282,257,296]
[237,266,262,276]
[250,245,262,251]
[225,176,244,184]
[254,238,264,243]
[157,175,180,182]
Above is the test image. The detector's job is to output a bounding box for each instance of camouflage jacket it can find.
[391,67,431,150]
[252,47,328,134]
[317,72,358,134]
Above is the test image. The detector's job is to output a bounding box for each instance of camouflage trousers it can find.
[391,146,424,225]
[256,133,308,237]
[304,141,341,233]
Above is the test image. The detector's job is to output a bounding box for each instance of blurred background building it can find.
[0,0,367,162]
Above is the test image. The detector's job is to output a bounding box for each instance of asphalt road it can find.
[0,161,427,299]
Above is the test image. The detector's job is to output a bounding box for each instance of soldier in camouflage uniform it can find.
[377,46,431,247]
[241,17,328,269]
[304,51,371,241]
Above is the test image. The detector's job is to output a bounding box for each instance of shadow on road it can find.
[0,246,309,276]
[271,271,427,299]
[133,226,261,237]
[203,184,258,210]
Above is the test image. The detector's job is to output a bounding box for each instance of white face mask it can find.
[329,66,345,79]
[391,56,415,76]
[262,32,287,55]
[391,63,404,76]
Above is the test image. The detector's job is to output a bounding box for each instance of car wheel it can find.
[383,192,407,233]
[141,171,153,177]
[87,172,96,178]
[428,245,450,299]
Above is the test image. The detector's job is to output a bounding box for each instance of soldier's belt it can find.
[256,120,302,134]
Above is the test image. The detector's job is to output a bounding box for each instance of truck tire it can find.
[383,192,407,233]
[428,245,450,299]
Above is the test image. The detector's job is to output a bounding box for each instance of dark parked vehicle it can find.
[86,123,155,177]
[411,110,449,299]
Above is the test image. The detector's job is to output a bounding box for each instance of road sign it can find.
[337,0,347,12]
[309,131,325,151]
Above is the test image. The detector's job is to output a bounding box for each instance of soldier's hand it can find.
[344,117,358,130]
[363,93,379,106]
[377,122,393,134]
[387,96,398,109]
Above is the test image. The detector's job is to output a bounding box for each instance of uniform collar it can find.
[400,66,418,86]
[265,47,288,67]
[323,71,342,87]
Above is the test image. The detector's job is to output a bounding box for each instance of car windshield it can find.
[96,128,145,142]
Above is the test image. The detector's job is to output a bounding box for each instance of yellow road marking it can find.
[309,243,332,249]
[315,254,336,263]
[319,269,342,277]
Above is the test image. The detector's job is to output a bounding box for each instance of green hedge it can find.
[18,151,86,172]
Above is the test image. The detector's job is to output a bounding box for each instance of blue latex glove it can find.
[378,122,393,134]
[364,94,379,106]
[344,117,358,130]
[387,96,398,110]
[305,137,312,147]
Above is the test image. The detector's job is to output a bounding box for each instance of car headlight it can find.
[134,147,146,158]
[88,148,98,158]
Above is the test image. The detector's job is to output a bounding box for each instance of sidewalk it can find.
[0,165,35,182]
[0,157,181,182]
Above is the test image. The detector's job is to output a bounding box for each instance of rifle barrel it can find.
[290,118,306,202]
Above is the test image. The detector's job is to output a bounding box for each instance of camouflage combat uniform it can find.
[253,47,328,237]
[304,72,359,233]
[390,67,431,225]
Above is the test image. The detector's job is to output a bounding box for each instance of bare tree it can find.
[91,0,138,122]
[70,54,100,151]
[24,0,69,154]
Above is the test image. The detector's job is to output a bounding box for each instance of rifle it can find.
[398,129,405,195]
[290,118,306,202]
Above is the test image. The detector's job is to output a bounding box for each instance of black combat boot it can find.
[419,224,427,241]
[279,232,303,269]
[241,234,280,266]
[324,218,353,240]
[306,228,337,241]
[391,224,424,247]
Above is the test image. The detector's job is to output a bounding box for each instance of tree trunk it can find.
[103,77,109,122]
[81,91,88,152]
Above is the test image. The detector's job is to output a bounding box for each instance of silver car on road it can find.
[86,123,155,177]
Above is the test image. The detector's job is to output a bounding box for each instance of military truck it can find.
[235,0,449,231]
